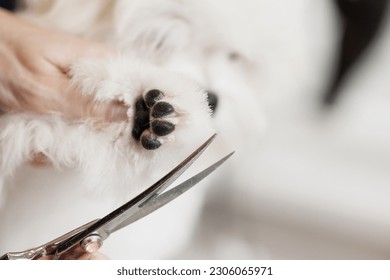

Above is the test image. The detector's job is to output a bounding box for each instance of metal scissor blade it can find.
[54,133,217,257]
[99,133,218,235]
[111,151,234,233]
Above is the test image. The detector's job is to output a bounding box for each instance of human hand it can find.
[0,8,127,122]
[38,250,110,260]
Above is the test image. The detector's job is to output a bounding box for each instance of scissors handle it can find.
[0,219,99,260]
[0,246,46,260]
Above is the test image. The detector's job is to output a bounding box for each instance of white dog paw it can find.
[132,89,181,150]
[70,56,213,151]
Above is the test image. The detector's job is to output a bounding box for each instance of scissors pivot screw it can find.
[81,234,103,253]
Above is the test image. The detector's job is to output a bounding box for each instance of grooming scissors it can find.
[0,133,233,260]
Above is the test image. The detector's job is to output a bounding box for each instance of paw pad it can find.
[151,102,174,118]
[132,89,176,150]
[145,89,164,108]
[140,130,162,150]
[151,120,175,136]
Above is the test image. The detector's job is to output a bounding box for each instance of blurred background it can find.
[176,0,390,259]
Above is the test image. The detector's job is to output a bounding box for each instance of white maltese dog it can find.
[0,0,270,259]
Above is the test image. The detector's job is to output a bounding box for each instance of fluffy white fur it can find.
[3,0,387,260]
[0,0,268,258]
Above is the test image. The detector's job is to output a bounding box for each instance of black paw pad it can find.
[151,102,175,118]
[145,89,164,108]
[141,132,161,150]
[206,90,218,116]
[132,97,150,141]
[132,89,176,150]
[151,120,175,136]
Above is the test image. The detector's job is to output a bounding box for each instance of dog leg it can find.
[70,55,214,153]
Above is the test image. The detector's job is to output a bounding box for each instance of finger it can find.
[48,75,129,122]
[59,96,129,122]
[86,99,129,122]
[51,39,116,75]
[77,252,110,260]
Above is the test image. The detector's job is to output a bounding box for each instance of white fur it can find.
[6,0,351,259]
[0,0,269,259]
[0,0,339,259]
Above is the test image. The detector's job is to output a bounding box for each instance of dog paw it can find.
[132,89,178,150]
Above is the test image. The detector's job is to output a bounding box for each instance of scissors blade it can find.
[111,151,234,233]
[54,133,217,256]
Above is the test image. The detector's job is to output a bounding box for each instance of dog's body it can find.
[0,0,269,259]
[0,0,336,258]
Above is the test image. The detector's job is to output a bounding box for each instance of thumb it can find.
[61,90,129,122]
[82,99,129,122]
